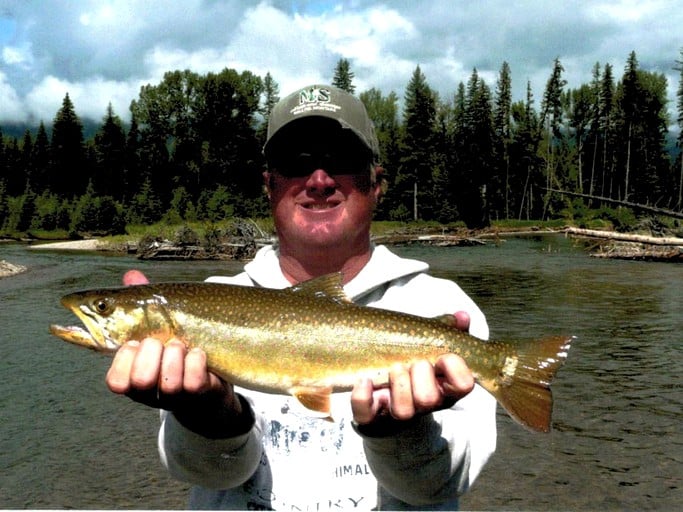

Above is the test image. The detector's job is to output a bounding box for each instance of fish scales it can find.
[49,274,572,432]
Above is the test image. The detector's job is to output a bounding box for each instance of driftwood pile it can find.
[566,227,683,262]
[136,220,272,261]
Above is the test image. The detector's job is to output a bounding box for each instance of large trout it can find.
[49,273,572,432]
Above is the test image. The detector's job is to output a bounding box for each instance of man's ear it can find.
[373,165,387,202]
[263,170,273,200]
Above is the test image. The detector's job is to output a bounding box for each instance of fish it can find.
[49,273,572,432]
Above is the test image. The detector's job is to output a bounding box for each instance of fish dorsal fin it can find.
[289,273,352,304]
[434,313,458,327]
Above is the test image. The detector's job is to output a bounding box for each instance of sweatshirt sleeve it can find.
[359,384,497,506]
[158,405,265,490]
[356,270,497,506]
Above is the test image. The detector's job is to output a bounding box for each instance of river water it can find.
[1,236,681,510]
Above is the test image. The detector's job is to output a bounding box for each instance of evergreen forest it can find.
[1,50,682,237]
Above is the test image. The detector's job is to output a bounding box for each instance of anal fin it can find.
[291,386,334,421]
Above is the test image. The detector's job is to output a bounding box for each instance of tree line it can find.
[1,50,682,236]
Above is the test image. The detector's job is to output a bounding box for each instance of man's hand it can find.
[105,270,252,438]
[351,312,475,428]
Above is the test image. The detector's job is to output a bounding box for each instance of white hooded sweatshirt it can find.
[158,245,497,510]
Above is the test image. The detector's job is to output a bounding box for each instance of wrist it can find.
[352,413,426,438]
[173,393,255,439]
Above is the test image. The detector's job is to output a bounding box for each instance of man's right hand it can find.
[104,270,254,438]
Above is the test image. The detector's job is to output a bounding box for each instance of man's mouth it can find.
[301,201,340,210]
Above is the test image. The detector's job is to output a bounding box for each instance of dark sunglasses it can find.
[271,152,371,178]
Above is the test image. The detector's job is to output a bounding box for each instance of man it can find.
[107,84,496,510]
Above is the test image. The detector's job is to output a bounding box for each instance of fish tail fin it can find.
[485,335,573,433]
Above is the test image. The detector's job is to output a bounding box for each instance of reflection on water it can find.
[1,237,681,509]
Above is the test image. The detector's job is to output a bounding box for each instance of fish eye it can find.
[92,297,114,316]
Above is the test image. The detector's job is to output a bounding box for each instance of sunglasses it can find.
[271,152,371,178]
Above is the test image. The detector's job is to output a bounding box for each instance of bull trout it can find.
[49,273,572,432]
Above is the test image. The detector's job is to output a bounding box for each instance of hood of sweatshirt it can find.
[242,244,429,302]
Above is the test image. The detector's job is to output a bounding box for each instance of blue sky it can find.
[1,0,681,127]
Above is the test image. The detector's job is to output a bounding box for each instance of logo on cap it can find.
[291,87,341,116]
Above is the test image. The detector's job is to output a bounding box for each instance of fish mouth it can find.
[49,301,120,352]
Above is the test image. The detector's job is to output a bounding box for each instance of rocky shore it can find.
[0,260,27,278]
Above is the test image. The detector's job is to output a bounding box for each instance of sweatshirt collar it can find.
[243,244,429,300]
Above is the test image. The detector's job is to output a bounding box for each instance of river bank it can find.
[6,222,682,269]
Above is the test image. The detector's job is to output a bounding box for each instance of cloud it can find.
[23,75,142,125]
[0,70,26,123]
[0,0,681,127]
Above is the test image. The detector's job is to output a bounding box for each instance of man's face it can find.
[265,121,381,252]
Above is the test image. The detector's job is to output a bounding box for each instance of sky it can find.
[0,0,681,128]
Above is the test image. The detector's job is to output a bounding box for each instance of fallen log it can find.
[565,227,683,246]
[546,188,683,220]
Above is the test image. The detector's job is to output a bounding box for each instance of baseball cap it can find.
[263,84,380,162]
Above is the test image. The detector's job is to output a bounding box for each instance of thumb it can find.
[123,269,149,286]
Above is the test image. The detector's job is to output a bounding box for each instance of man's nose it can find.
[306,168,337,194]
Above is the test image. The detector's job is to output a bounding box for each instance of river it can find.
[1,236,681,510]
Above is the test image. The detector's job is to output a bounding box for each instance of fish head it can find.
[49,285,175,352]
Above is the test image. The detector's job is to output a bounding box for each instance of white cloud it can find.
[0,70,26,123]
[0,0,681,126]
[23,75,142,124]
[2,43,32,67]
[588,0,668,23]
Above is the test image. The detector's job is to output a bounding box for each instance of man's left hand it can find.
[351,311,475,426]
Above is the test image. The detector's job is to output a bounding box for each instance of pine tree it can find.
[618,51,640,201]
[400,66,438,220]
[540,58,567,216]
[0,126,4,182]
[0,179,7,229]
[493,62,513,217]
[93,104,127,199]
[359,87,400,219]
[50,93,86,197]
[4,137,22,196]
[584,62,602,199]
[125,113,142,200]
[19,130,33,193]
[259,72,280,143]
[332,58,355,93]
[598,63,615,197]
[457,69,494,227]
[16,186,36,232]
[511,81,543,219]
[567,84,594,193]
[675,48,683,209]
[31,122,50,194]
[613,51,670,205]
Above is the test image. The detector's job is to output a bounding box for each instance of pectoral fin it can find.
[290,386,334,421]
